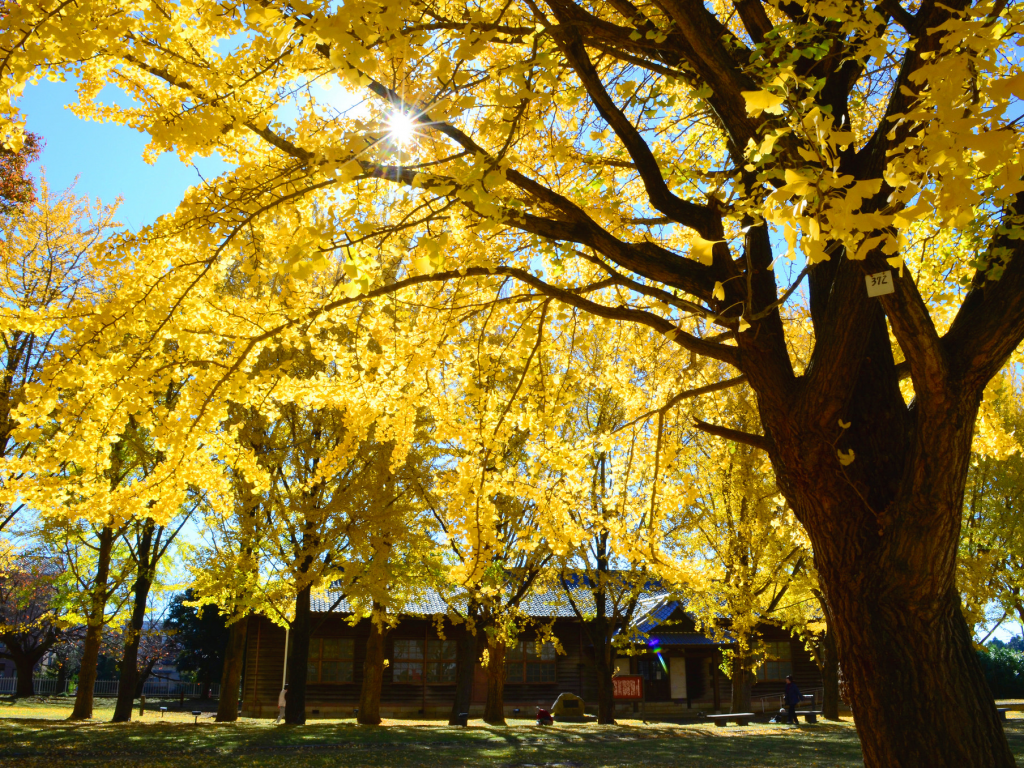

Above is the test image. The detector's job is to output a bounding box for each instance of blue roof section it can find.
[634,597,681,633]
[648,632,721,646]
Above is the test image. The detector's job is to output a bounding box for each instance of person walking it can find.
[784,675,802,725]
[274,683,288,723]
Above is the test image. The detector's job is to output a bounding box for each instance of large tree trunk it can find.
[70,525,115,721]
[752,298,1017,766]
[593,644,615,725]
[112,521,155,723]
[284,583,311,725]
[448,624,477,725]
[482,637,506,725]
[216,615,249,722]
[357,611,388,725]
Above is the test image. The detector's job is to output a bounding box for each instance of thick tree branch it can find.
[943,193,1024,394]
[733,0,773,44]
[692,417,770,451]
[544,2,720,237]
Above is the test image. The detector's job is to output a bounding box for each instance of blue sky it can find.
[19,79,228,231]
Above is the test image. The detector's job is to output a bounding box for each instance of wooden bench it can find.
[706,713,754,727]
[997,708,1008,721]
[803,710,823,724]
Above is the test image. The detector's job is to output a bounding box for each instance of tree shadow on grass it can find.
[0,717,874,767]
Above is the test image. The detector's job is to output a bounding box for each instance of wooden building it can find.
[240,590,823,719]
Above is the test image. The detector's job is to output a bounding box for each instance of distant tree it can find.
[0,545,76,696]
[166,590,229,698]
[0,131,40,214]
[988,636,1024,653]
[977,647,1024,699]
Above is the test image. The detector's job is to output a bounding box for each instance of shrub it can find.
[978,647,1024,699]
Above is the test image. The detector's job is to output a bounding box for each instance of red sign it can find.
[612,675,643,700]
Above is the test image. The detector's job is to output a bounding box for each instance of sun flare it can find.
[387,111,416,147]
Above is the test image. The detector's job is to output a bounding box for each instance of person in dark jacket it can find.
[784,675,802,724]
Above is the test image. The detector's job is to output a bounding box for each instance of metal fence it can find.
[0,677,219,698]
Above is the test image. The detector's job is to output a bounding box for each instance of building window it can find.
[307,637,355,683]
[638,657,666,681]
[505,640,556,684]
[426,639,458,683]
[392,638,458,684]
[756,640,792,682]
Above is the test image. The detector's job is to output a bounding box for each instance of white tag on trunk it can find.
[866,270,894,297]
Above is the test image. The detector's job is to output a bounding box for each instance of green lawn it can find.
[2,698,1024,767]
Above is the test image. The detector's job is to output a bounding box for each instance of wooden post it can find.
[251,618,262,717]
[421,623,428,716]
[712,650,721,713]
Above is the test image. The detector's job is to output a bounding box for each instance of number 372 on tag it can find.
[865,270,895,297]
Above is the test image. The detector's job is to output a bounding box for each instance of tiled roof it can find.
[312,587,594,618]
[310,581,729,645]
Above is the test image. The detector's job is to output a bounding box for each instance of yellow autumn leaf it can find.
[692,236,723,265]
[741,90,786,117]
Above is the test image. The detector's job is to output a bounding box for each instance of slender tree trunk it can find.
[448,624,477,725]
[729,658,752,713]
[812,591,841,720]
[12,651,36,697]
[820,626,840,721]
[482,637,506,725]
[592,535,615,724]
[134,658,157,699]
[215,615,249,722]
[70,525,115,721]
[56,657,68,695]
[284,583,311,725]
[357,611,388,725]
[112,521,155,723]
[593,647,616,725]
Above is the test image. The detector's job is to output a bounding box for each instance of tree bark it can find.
[482,637,506,725]
[56,656,68,695]
[216,615,249,722]
[820,625,841,721]
[448,625,477,725]
[12,652,36,697]
[357,611,388,725]
[729,656,752,714]
[69,525,115,721]
[749,296,1018,766]
[593,645,616,724]
[284,583,311,725]
[134,658,158,699]
[112,520,155,723]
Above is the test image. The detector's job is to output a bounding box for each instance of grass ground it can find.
[3,698,1024,767]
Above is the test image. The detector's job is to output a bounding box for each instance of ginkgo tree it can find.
[8,0,1024,764]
